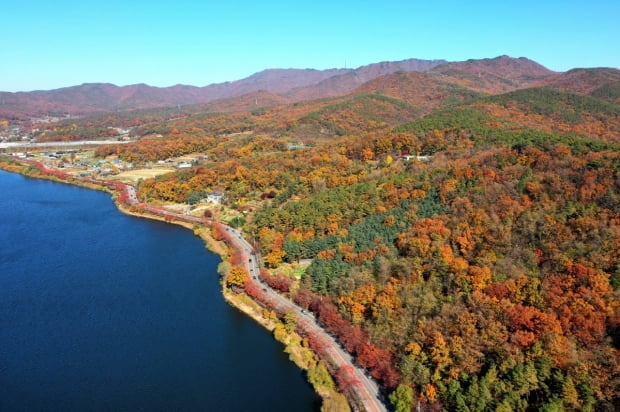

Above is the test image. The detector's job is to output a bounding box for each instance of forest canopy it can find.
[83,71,620,411]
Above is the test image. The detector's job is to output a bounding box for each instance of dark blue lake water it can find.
[0,170,320,411]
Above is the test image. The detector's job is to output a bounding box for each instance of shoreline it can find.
[117,203,228,257]
[117,202,348,410]
[0,158,345,411]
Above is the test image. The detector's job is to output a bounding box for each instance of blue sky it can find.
[2,0,618,92]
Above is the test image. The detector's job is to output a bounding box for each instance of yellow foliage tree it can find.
[227,265,249,288]
[264,249,286,268]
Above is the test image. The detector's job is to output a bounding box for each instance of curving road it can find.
[224,227,388,412]
[3,162,387,412]
[75,178,388,412]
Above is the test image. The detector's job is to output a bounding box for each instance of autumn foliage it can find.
[226,265,249,288]
[68,68,620,411]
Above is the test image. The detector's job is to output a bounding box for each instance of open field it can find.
[111,168,174,183]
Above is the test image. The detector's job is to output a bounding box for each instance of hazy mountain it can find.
[0,83,205,120]
[353,71,482,114]
[537,68,620,103]
[5,56,613,122]
[286,58,447,101]
[200,68,350,99]
[0,59,444,119]
[200,90,292,113]
[0,69,348,120]
[428,55,555,94]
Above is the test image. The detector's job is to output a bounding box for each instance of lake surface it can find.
[0,170,320,411]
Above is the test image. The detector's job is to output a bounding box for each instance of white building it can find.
[206,191,225,205]
[402,154,432,162]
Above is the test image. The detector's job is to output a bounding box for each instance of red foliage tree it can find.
[117,190,129,204]
[357,343,400,389]
[340,324,368,354]
[335,365,360,392]
[264,273,293,293]
[504,304,562,348]
[294,288,321,310]
[544,263,613,347]
[211,222,226,241]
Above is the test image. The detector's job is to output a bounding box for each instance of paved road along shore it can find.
[122,189,388,412]
[225,227,388,412]
[4,156,389,412]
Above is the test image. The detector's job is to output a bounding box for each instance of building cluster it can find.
[0,125,29,143]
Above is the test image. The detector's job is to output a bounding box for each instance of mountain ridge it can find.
[3,55,617,121]
[285,58,447,101]
[0,59,443,119]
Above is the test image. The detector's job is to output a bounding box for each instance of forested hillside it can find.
[37,57,620,410]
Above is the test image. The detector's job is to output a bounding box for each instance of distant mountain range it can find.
[0,58,443,119]
[1,56,618,120]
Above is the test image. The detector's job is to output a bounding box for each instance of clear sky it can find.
[2,0,618,92]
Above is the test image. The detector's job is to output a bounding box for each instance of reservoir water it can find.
[0,170,320,411]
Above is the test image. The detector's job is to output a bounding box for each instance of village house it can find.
[402,154,432,162]
[176,161,192,169]
[205,191,225,205]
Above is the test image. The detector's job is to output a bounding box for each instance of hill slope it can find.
[354,71,482,114]
[428,55,555,93]
[286,58,446,101]
[15,55,620,412]
[537,67,620,104]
